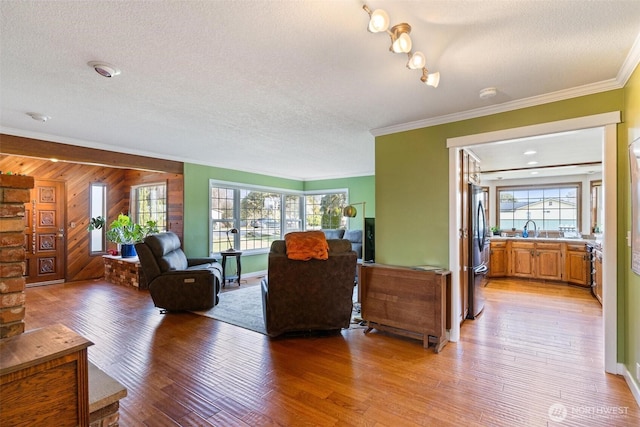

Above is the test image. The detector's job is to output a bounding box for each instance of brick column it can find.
[0,174,34,338]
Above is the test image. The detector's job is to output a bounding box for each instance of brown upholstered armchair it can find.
[261,239,357,337]
[135,232,222,312]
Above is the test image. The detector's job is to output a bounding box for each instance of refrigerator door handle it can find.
[477,200,486,249]
[475,264,489,275]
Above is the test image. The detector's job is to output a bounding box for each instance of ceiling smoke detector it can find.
[27,112,51,122]
[88,61,121,78]
[479,87,497,99]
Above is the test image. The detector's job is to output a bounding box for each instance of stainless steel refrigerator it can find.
[468,183,489,319]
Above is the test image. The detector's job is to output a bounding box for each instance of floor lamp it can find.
[343,201,366,261]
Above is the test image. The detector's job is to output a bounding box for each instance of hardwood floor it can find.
[24,277,639,426]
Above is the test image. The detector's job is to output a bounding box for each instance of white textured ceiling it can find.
[1,1,640,180]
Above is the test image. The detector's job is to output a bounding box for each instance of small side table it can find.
[220,250,242,287]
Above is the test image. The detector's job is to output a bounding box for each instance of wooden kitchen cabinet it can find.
[565,243,590,287]
[511,241,536,277]
[489,240,508,277]
[536,242,563,280]
[510,241,562,280]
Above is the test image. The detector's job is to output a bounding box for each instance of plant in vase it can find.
[105,214,159,257]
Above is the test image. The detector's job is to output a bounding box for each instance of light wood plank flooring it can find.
[23,277,639,426]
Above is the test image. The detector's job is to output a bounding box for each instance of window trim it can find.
[129,181,168,231]
[89,182,107,255]
[496,182,582,232]
[209,179,348,255]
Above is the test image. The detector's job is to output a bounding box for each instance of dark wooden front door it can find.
[24,180,66,284]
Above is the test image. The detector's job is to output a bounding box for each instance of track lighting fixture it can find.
[363,4,440,88]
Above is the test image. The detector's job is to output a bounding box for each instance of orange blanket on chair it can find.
[285,231,329,261]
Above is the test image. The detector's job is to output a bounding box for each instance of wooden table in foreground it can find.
[359,264,451,353]
[0,324,93,426]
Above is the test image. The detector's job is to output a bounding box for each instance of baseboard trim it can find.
[26,279,65,288]
[239,270,267,282]
[618,362,640,408]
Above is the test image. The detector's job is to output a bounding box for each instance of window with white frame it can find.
[497,184,580,232]
[304,193,347,230]
[130,182,167,231]
[89,183,106,254]
[209,181,346,254]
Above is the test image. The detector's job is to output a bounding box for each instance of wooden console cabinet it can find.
[0,324,93,426]
[359,264,451,353]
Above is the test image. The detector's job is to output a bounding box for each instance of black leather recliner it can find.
[135,232,221,312]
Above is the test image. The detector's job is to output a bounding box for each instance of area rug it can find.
[193,285,267,334]
[192,285,365,335]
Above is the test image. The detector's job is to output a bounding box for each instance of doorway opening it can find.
[447,112,620,374]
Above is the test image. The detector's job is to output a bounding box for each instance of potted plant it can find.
[490,226,500,236]
[105,214,159,258]
[87,216,105,231]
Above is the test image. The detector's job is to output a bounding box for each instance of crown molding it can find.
[370,79,623,137]
[618,29,640,85]
[372,30,640,138]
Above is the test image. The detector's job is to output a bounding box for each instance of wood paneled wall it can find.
[0,155,184,282]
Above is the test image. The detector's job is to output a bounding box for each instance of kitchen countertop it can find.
[489,236,597,244]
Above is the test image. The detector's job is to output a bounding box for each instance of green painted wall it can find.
[183,163,375,275]
[183,163,303,274]
[623,64,640,391]
[375,89,628,358]
[376,90,624,268]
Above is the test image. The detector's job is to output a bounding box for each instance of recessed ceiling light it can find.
[88,61,121,78]
[527,161,538,165]
[531,171,539,175]
[26,112,51,122]
[524,150,536,155]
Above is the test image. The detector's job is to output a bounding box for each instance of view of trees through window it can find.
[131,183,167,231]
[210,182,347,253]
[498,184,580,232]
[304,193,346,230]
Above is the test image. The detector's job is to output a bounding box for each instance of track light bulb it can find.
[407,52,426,69]
[368,9,389,33]
[421,71,440,88]
[389,23,412,53]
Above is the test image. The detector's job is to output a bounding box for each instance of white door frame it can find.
[447,111,620,373]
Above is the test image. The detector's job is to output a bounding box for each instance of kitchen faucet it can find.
[523,220,538,238]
